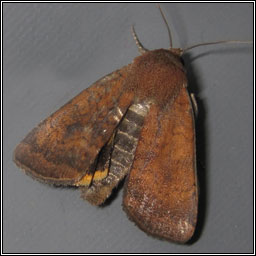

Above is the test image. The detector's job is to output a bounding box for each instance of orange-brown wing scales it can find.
[81,102,150,205]
[14,66,134,185]
[123,88,198,243]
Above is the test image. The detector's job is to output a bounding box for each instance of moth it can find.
[13,6,252,243]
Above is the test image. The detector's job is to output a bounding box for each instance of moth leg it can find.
[80,102,150,206]
[190,93,198,118]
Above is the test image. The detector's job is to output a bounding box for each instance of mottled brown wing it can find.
[123,87,198,243]
[14,65,134,185]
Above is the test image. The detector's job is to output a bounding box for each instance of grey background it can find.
[3,3,253,253]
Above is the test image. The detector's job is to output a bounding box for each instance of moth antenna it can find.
[131,25,148,54]
[182,40,253,54]
[156,4,173,49]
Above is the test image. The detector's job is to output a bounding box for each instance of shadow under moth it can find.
[13,6,252,243]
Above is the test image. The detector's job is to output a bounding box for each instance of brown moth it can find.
[13,6,252,243]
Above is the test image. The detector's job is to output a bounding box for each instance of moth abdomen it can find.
[80,102,150,206]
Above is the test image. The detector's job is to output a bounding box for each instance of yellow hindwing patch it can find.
[93,168,109,181]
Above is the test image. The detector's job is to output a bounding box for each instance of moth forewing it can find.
[13,66,134,186]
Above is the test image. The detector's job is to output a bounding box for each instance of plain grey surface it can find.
[3,3,253,253]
